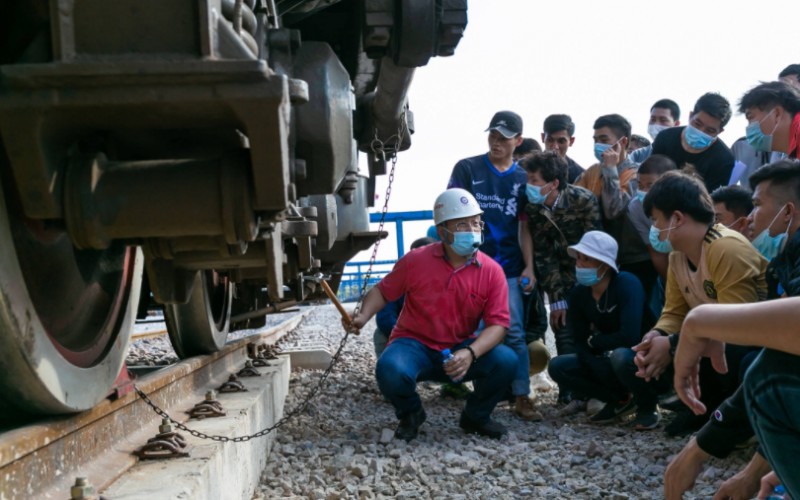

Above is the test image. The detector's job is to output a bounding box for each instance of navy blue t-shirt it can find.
[448,154,527,278]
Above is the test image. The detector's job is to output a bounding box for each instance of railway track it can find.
[0,307,314,500]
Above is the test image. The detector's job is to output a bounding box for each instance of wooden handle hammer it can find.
[319,280,359,334]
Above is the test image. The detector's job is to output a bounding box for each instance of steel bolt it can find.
[158,418,173,434]
[70,476,96,499]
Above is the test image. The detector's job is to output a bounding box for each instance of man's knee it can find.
[481,344,517,377]
[375,350,416,389]
[547,354,575,383]
[610,347,635,374]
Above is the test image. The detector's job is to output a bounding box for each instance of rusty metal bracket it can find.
[237,360,262,377]
[134,419,189,460]
[218,374,248,393]
[252,357,271,367]
[186,391,227,419]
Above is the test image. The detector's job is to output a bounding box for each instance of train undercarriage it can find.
[0,0,467,415]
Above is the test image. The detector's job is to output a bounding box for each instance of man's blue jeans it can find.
[506,277,530,397]
[375,337,517,424]
[744,348,800,498]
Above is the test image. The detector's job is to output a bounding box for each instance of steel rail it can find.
[0,307,313,499]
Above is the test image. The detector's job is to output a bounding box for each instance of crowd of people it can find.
[346,64,800,499]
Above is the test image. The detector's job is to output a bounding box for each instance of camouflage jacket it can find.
[524,185,602,303]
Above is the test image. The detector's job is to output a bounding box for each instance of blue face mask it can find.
[526,183,551,204]
[594,143,613,163]
[635,190,647,204]
[649,222,675,254]
[745,110,778,153]
[751,205,790,261]
[447,230,483,257]
[684,124,715,150]
[575,266,606,287]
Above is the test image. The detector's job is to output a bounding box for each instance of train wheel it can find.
[0,172,142,415]
[164,270,232,358]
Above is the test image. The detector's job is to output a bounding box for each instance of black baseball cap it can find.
[485,111,523,138]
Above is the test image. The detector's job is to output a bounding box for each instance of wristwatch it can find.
[668,334,680,357]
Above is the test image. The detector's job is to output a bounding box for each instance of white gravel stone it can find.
[254,304,749,499]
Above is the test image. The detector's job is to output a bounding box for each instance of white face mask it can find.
[648,124,668,140]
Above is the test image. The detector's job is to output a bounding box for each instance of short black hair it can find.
[738,81,800,115]
[520,150,568,191]
[749,159,800,205]
[593,114,632,140]
[710,185,754,218]
[514,138,542,157]
[410,237,436,250]
[543,114,576,137]
[692,92,732,128]
[779,64,800,82]
[629,134,651,149]
[643,171,715,225]
[651,99,681,122]
[638,154,677,176]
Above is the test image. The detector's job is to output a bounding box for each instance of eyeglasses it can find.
[452,221,485,232]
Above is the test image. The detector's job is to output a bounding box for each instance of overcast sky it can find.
[353,0,799,264]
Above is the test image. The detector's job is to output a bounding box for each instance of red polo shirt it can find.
[377,242,510,351]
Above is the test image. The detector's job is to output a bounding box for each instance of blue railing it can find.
[338,210,434,302]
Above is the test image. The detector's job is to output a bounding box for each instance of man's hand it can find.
[756,471,782,500]
[664,437,710,500]
[602,142,621,168]
[519,267,536,293]
[633,334,672,381]
[674,335,728,416]
[444,349,472,381]
[550,309,567,331]
[343,309,366,334]
[713,466,763,500]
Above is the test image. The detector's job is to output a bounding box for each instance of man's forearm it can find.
[353,286,388,325]
[469,324,506,358]
[682,300,800,355]
[519,222,533,269]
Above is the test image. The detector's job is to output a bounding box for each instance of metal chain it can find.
[134,116,406,442]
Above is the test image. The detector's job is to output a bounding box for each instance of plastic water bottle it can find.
[520,277,532,296]
[441,349,463,382]
[766,485,786,500]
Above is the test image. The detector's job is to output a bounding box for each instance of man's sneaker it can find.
[556,390,574,405]
[440,382,473,400]
[557,398,587,417]
[589,397,637,424]
[664,409,706,437]
[459,413,507,439]
[632,410,660,430]
[514,396,543,422]
[658,390,684,412]
[531,372,555,392]
[586,398,605,417]
[394,407,426,442]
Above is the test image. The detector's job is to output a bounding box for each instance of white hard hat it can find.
[433,188,483,225]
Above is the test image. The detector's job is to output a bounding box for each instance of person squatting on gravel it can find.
[547,231,657,429]
[346,188,518,442]
[629,171,768,438]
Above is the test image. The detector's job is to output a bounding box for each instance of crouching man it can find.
[347,188,517,441]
